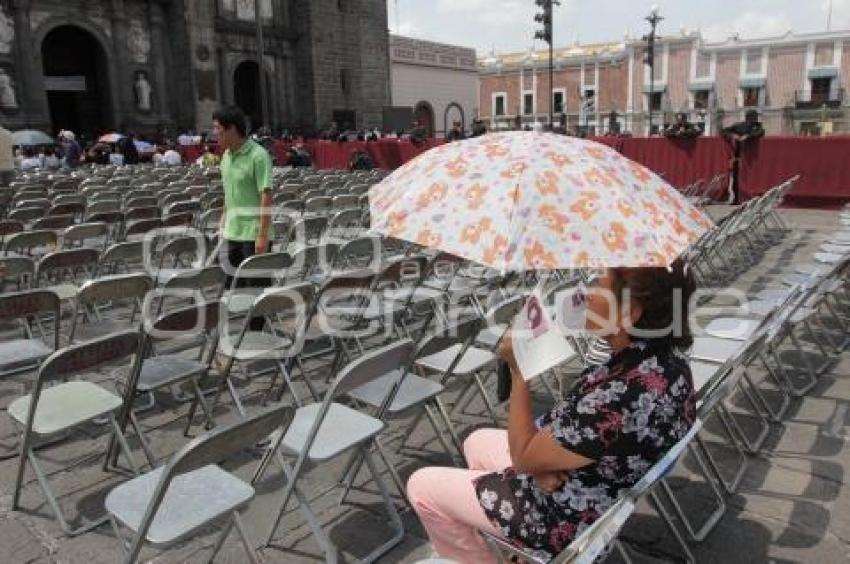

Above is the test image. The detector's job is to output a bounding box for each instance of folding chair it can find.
[98,241,145,276]
[120,301,223,464]
[125,218,162,241]
[152,234,202,285]
[0,290,60,381]
[62,221,110,250]
[34,247,100,302]
[105,402,294,563]
[258,340,414,562]
[213,283,317,415]
[4,229,57,258]
[221,251,293,317]
[68,273,154,344]
[0,218,24,246]
[0,255,35,292]
[9,331,141,535]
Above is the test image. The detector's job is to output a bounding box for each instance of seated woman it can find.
[407,261,697,562]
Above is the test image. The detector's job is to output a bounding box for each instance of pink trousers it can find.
[407,429,512,563]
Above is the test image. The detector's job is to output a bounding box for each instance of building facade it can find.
[0,0,390,137]
[479,30,850,136]
[389,34,478,137]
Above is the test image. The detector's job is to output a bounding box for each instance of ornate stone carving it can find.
[0,6,14,54]
[127,20,151,64]
[0,68,18,111]
[134,71,152,112]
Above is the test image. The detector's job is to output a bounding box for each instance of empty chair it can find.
[153,235,202,284]
[304,196,332,216]
[9,331,141,534]
[325,208,365,242]
[8,206,46,223]
[164,200,200,217]
[0,256,35,292]
[68,273,154,344]
[48,202,85,219]
[86,200,122,216]
[104,405,293,563]
[4,230,57,258]
[98,241,145,275]
[34,248,100,301]
[221,252,293,317]
[257,340,413,562]
[33,214,75,231]
[125,197,158,210]
[0,219,24,246]
[162,212,194,227]
[62,222,110,249]
[0,290,60,378]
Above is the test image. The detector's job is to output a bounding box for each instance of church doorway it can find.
[42,25,112,135]
[233,61,268,133]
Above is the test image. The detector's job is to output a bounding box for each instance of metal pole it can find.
[549,36,554,131]
[648,39,654,136]
[255,0,270,130]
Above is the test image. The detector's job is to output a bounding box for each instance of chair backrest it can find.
[63,222,109,248]
[162,265,226,296]
[125,218,162,238]
[99,241,144,272]
[125,206,159,221]
[147,300,222,342]
[230,252,293,290]
[36,248,99,284]
[4,230,57,254]
[247,282,316,321]
[0,219,24,240]
[0,256,35,285]
[33,214,75,231]
[331,236,382,273]
[77,273,153,307]
[162,212,194,227]
[8,206,45,223]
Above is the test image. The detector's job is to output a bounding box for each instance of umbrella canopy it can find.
[369,132,714,271]
[98,133,124,144]
[12,129,55,147]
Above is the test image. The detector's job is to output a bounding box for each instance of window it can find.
[553,90,565,114]
[494,94,506,116]
[523,92,534,115]
[648,91,663,112]
[811,77,832,104]
[693,90,710,110]
[745,50,762,74]
[742,87,760,107]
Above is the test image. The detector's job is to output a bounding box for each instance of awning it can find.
[642,82,667,93]
[808,66,839,79]
[739,76,766,88]
[688,80,715,92]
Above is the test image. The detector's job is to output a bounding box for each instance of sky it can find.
[387,0,850,55]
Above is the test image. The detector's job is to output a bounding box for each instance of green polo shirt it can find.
[221,139,274,242]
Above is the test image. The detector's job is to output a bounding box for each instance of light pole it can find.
[534,0,561,131]
[255,0,270,131]
[643,5,663,136]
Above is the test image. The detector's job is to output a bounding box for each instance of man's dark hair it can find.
[213,106,248,137]
[745,109,759,121]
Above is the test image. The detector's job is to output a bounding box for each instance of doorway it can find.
[42,25,111,135]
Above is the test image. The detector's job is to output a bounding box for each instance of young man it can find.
[214,106,274,327]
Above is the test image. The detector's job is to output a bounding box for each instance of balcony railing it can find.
[794,89,845,109]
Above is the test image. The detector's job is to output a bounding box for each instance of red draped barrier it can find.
[180,138,444,170]
[618,137,733,189]
[739,136,850,206]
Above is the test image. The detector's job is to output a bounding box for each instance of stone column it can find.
[12,0,45,127]
[149,1,170,125]
[110,0,132,129]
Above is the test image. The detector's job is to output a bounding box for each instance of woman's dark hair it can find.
[610,258,696,350]
[212,106,247,137]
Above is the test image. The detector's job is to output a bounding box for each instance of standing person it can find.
[163,144,182,166]
[722,109,765,204]
[60,130,82,168]
[214,106,274,330]
[446,120,465,142]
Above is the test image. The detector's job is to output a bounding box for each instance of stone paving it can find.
[0,206,849,563]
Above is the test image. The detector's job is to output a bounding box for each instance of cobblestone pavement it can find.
[0,207,849,563]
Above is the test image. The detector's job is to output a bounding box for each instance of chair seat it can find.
[137,356,206,391]
[220,331,294,361]
[814,252,844,264]
[105,464,254,545]
[416,344,496,375]
[385,286,442,305]
[476,325,506,348]
[282,402,384,461]
[8,381,122,435]
[794,263,820,275]
[347,369,444,412]
[743,299,776,318]
[705,317,762,341]
[0,338,52,370]
[47,283,79,301]
[783,272,817,287]
[755,288,791,304]
[820,243,850,254]
[689,336,746,364]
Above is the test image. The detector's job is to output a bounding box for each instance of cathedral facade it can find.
[0,0,390,136]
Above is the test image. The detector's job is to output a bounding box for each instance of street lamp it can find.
[534,0,561,131]
[643,5,663,135]
[255,0,270,131]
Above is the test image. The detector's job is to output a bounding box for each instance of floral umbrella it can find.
[369,132,714,271]
[98,133,124,144]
